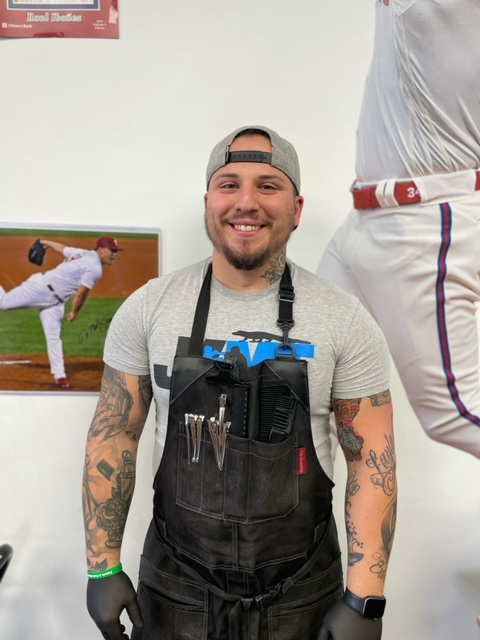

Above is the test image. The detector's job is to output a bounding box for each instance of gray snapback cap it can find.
[206,125,301,194]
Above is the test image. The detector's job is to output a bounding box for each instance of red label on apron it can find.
[298,448,307,475]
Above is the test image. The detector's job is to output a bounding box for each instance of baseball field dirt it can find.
[0,353,104,393]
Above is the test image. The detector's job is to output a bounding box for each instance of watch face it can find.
[363,597,386,619]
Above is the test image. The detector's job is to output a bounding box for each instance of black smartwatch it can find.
[343,587,386,619]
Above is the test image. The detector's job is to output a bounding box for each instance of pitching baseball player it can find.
[317,0,480,459]
[0,236,123,389]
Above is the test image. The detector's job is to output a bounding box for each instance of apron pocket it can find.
[177,433,299,523]
[267,583,342,640]
[134,556,208,640]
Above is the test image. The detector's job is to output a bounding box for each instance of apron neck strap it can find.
[188,262,295,357]
[276,264,295,354]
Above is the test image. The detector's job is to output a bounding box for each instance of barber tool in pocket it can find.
[259,380,298,443]
[208,394,231,470]
[181,394,231,470]
[181,413,205,464]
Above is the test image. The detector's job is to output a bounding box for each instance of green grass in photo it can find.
[0,299,124,358]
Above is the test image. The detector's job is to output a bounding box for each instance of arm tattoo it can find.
[369,495,397,582]
[345,470,364,566]
[333,397,364,461]
[139,374,153,412]
[89,366,134,441]
[370,390,391,407]
[83,448,136,568]
[366,434,396,496]
[125,374,153,442]
[366,433,397,581]
[261,252,286,284]
[84,368,152,566]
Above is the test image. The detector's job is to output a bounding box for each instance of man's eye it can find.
[220,183,237,190]
[260,184,277,191]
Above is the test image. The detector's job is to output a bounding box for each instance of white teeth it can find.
[234,224,260,232]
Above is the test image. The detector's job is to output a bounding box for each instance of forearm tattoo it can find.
[366,432,397,580]
[366,434,396,497]
[346,470,364,566]
[83,449,136,570]
[261,252,286,284]
[369,495,397,582]
[83,367,152,567]
[336,390,397,579]
[333,398,364,461]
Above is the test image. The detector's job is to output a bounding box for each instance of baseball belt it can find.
[352,169,480,210]
[46,283,64,304]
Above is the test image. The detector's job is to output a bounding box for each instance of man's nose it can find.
[234,184,260,211]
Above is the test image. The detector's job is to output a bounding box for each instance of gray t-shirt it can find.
[104,259,390,479]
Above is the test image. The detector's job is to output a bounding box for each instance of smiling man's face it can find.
[204,133,303,274]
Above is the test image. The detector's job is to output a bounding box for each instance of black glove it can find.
[317,598,382,640]
[28,239,46,266]
[87,571,144,640]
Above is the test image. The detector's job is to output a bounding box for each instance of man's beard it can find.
[204,211,294,271]
[214,242,272,271]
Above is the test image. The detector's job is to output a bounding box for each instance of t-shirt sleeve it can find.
[103,286,151,376]
[331,301,390,399]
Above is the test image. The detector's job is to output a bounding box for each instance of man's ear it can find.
[293,195,304,230]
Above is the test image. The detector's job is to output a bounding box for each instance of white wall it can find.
[0,1,479,639]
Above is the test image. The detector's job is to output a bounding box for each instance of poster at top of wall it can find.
[0,0,119,38]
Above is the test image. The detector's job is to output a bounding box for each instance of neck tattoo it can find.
[261,254,286,284]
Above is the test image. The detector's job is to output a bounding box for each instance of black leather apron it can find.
[133,264,343,640]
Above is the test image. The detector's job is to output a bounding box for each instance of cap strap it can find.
[226,150,273,164]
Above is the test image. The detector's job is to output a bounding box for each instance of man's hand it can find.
[317,598,382,640]
[87,571,144,640]
[66,311,78,322]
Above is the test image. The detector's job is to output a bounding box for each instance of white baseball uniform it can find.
[0,247,103,379]
[317,0,480,457]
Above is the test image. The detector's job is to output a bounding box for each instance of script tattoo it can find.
[370,390,391,407]
[346,470,364,566]
[366,434,396,496]
[370,494,397,582]
[333,397,364,461]
[262,252,286,284]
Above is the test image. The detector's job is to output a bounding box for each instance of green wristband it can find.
[87,563,123,580]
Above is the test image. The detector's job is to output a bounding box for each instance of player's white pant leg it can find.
[39,304,66,379]
[318,212,383,463]
[0,273,57,310]
[323,199,480,458]
[318,213,366,299]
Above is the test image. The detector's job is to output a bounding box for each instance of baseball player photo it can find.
[0,226,161,393]
[317,0,480,460]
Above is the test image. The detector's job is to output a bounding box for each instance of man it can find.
[83,126,397,640]
[0,235,122,389]
[317,0,480,459]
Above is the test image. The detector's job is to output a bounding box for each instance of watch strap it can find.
[343,587,386,619]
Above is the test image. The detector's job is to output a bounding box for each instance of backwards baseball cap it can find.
[96,236,124,251]
[206,125,301,194]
